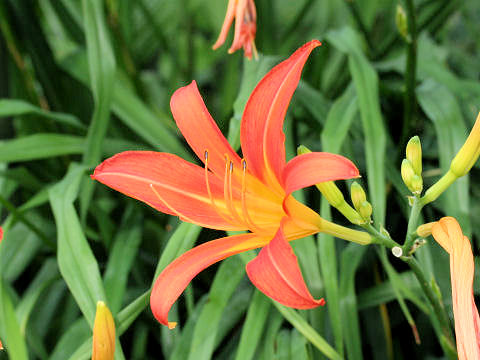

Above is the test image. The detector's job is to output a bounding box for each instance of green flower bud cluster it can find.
[350,182,372,223]
[401,136,423,195]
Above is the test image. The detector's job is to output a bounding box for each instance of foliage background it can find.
[0,0,479,359]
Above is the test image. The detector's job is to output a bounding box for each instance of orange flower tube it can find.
[431,217,480,360]
[93,41,370,328]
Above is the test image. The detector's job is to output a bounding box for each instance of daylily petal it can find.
[212,0,237,50]
[432,217,480,360]
[240,40,321,193]
[170,81,242,177]
[92,151,244,231]
[150,233,269,328]
[282,152,359,195]
[246,221,325,309]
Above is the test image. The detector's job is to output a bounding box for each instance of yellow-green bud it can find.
[406,136,422,175]
[350,181,367,210]
[416,222,434,238]
[317,181,345,208]
[450,112,480,177]
[395,5,410,42]
[401,159,416,191]
[410,174,423,195]
[92,301,115,360]
[358,201,372,220]
[297,145,310,156]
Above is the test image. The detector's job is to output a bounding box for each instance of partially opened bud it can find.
[350,182,367,210]
[450,112,480,177]
[406,136,422,175]
[92,301,115,360]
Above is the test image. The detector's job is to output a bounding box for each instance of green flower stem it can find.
[362,223,400,250]
[402,196,424,255]
[421,170,457,205]
[320,218,372,245]
[401,0,418,145]
[402,256,455,355]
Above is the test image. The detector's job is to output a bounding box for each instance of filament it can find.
[204,150,236,224]
[240,159,262,232]
[223,155,242,225]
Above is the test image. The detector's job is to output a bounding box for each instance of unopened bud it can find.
[410,174,423,195]
[406,136,422,175]
[450,112,480,177]
[401,159,416,193]
[358,201,372,221]
[316,181,345,208]
[92,301,115,360]
[395,5,410,42]
[416,222,434,238]
[350,182,367,210]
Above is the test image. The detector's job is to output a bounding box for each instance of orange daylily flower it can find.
[93,41,366,329]
[431,217,480,360]
[212,0,257,59]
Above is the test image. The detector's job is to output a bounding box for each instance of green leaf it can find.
[234,290,271,360]
[327,26,387,223]
[80,0,117,218]
[49,163,106,327]
[0,279,29,360]
[0,98,86,129]
[104,205,143,313]
[188,255,247,360]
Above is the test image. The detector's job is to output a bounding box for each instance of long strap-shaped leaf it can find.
[80,0,116,218]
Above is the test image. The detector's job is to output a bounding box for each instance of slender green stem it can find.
[320,218,372,245]
[402,196,424,254]
[402,256,455,353]
[362,224,400,249]
[400,0,418,145]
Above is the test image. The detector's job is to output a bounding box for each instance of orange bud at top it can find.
[92,301,115,360]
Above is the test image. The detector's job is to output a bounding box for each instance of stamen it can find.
[227,160,242,222]
[240,159,262,232]
[204,150,236,224]
[223,155,241,224]
[149,183,199,225]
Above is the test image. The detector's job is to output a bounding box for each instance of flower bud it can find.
[401,159,416,192]
[406,136,422,175]
[395,5,409,42]
[92,301,115,360]
[410,174,423,195]
[358,201,372,221]
[350,182,367,210]
[450,112,480,177]
[416,222,434,238]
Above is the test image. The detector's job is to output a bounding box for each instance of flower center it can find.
[204,150,261,231]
